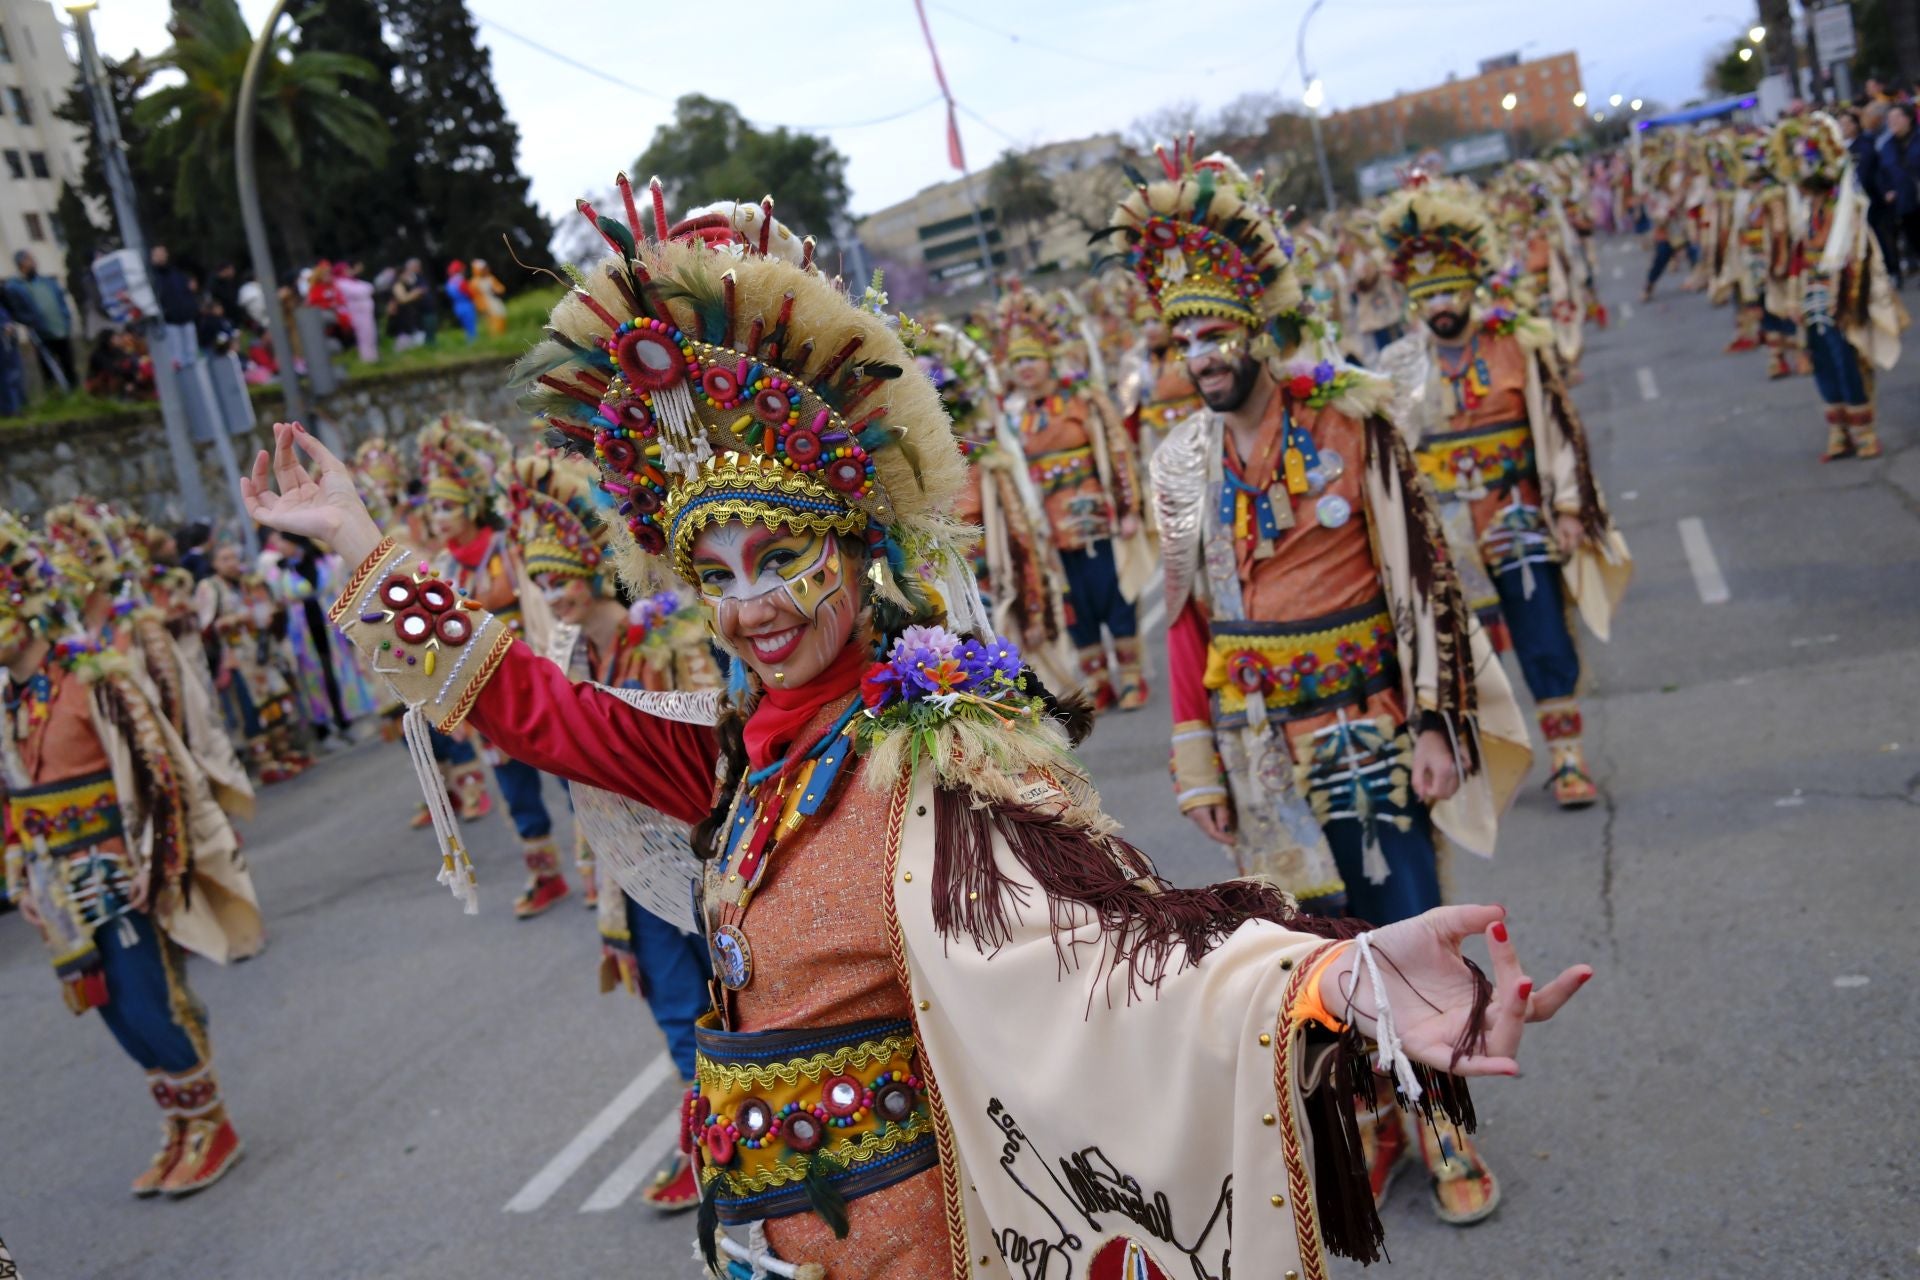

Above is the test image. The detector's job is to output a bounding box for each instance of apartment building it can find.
[0,0,85,289]
[1325,51,1586,160]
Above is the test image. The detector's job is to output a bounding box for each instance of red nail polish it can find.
[1576,971,1592,986]
[1490,921,1508,944]
[1517,980,1533,1001]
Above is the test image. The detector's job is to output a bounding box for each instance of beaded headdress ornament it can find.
[510,449,606,582]
[0,508,58,627]
[518,177,974,631]
[1376,177,1495,302]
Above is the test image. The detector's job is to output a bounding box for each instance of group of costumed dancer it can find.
[10,146,1649,1276]
[1628,114,1907,461]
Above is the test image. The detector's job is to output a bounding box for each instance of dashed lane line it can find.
[579,1105,686,1213]
[1619,300,1634,321]
[1636,367,1659,401]
[503,1052,675,1213]
[1677,517,1731,605]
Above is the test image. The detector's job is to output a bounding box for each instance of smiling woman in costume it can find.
[241,179,1588,1280]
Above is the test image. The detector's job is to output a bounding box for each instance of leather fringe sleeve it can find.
[1535,352,1610,542]
[94,671,193,905]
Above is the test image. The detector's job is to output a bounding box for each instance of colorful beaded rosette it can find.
[357,560,482,678]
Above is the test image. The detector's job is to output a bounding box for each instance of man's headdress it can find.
[1376,179,1494,302]
[0,508,58,629]
[1106,140,1304,356]
[991,282,1065,368]
[41,500,128,599]
[520,179,971,627]
[417,415,514,516]
[1767,113,1849,188]
[510,449,606,583]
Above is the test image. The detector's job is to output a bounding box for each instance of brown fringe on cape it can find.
[1364,416,1483,773]
[93,671,194,907]
[932,785,1368,1002]
[1537,355,1612,544]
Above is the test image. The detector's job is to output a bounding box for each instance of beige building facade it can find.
[0,0,86,292]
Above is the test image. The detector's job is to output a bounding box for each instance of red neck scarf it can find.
[743,641,871,771]
[445,526,492,571]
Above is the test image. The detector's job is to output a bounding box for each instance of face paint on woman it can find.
[692,523,861,687]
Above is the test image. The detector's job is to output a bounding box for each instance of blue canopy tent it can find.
[1635,96,1759,131]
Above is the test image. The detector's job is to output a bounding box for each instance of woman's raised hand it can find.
[240,422,384,566]
[1326,904,1592,1079]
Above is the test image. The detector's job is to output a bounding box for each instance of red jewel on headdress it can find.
[701,365,740,402]
[825,457,867,494]
[783,427,823,466]
[628,486,663,515]
[616,327,687,392]
[752,387,792,424]
[631,522,667,555]
[600,436,638,472]
[612,398,652,435]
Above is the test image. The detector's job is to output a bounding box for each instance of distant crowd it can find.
[0,246,516,416]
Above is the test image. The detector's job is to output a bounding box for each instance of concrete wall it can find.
[0,355,531,531]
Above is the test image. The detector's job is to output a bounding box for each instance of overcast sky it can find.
[90,0,1743,222]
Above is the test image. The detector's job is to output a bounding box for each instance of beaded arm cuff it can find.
[1170,719,1228,813]
[328,538,516,734]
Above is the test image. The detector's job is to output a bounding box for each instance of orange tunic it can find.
[1424,329,1547,544]
[727,696,950,1277]
[1018,389,1115,552]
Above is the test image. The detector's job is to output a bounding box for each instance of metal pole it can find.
[236,0,331,453]
[1299,0,1338,212]
[69,7,211,525]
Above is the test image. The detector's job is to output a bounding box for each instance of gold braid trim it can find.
[1272,941,1339,1280]
[667,499,865,586]
[328,538,398,628]
[697,1113,934,1194]
[158,921,211,1064]
[436,626,516,735]
[700,1034,918,1093]
[883,771,972,1280]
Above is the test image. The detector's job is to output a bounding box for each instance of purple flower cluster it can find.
[861,625,1025,710]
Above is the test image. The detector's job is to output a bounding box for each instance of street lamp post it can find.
[1298,0,1337,212]
[65,1,212,524]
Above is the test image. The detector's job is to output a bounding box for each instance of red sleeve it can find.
[1167,598,1213,726]
[468,641,720,825]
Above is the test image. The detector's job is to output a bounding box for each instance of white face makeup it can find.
[692,522,861,688]
[427,498,472,542]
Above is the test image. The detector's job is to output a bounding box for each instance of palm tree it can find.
[133,0,388,268]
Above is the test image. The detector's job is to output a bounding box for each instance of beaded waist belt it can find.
[7,769,124,858]
[1203,598,1400,723]
[1416,420,1535,495]
[688,1014,937,1226]
[1027,445,1097,495]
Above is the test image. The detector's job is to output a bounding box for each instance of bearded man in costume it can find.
[997,286,1152,712]
[1127,147,1543,1224]
[2,511,261,1197]
[242,180,1587,1279]
[1768,114,1908,462]
[1112,278,1203,460]
[1376,183,1633,811]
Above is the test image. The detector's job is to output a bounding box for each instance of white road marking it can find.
[1789,634,1840,648]
[1676,517,1730,605]
[1140,600,1166,634]
[1833,974,1870,988]
[1620,300,1635,321]
[1636,367,1659,401]
[503,1052,675,1213]
[578,1105,685,1213]
[1611,265,1623,280]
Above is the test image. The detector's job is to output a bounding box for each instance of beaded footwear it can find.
[1112,638,1149,712]
[1414,1115,1500,1226]
[1077,645,1115,714]
[638,1150,701,1213]
[1820,406,1853,462]
[1847,406,1882,459]
[515,873,571,919]
[160,1110,244,1197]
[1539,699,1599,809]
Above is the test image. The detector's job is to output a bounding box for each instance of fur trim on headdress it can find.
[1377,184,1494,300]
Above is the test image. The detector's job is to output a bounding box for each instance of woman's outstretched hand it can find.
[240,422,384,567]
[1321,904,1591,1079]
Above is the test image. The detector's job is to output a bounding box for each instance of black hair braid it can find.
[688,700,750,862]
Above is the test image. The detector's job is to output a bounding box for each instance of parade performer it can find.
[1770,114,1909,461]
[510,446,716,1211]
[1499,164,1586,374]
[1700,134,1748,350]
[418,416,570,916]
[1377,181,1632,810]
[1341,215,1409,354]
[1112,279,1202,461]
[469,259,509,339]
[1120,149,1535,1224]
[997,285,1152,711]
[2,510,261,1197]
[191,541,310,784]
[241,180,1586,1280]
[1719,138,1812,378]
[920,320,1077,696]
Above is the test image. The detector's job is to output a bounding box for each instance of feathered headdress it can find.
[41,499,127,598]
[417,415,514,516]
[991,281,1066,368]
[1767,112,1849,188]
[519,178,970,626]
[1105,140,1303,356]
[0,508,58,628]
[917,320,1003,442]
[1376,181,1494,301]
[509,449,607,582]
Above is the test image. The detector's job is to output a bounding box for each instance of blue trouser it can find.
[1493,558,1581,702]
[95,911,205,1074]
[491,757,553,840]
[1805,321,1868,406]
[1647,239,1675,287]
[627,897,712,1080]
[1326,801,1442,926]
[1760,309,1796,336]
[428,727,477,767]
[1060,541,1137,647]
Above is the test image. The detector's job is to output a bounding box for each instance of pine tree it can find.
[377,0,551,286]
[295,0,417,267]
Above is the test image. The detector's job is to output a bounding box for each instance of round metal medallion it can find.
[1315,494,1352,529]
[711,923,754,991]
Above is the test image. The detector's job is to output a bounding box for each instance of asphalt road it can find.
[3,235,1917,1279]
